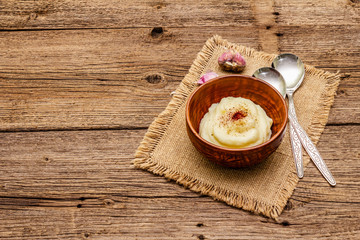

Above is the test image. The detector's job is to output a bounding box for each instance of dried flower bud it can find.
[218,51,233,65]
[218,51,246,73]
[197,71,219,85]
[233,53,246,66]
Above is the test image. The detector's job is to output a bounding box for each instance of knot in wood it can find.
[151,27,164,38]
[145,74,163,84]
[103,199,115,207]
[198,234,205,240]
[281,221,290,226]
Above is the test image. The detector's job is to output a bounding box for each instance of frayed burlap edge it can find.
[132,35,341,219]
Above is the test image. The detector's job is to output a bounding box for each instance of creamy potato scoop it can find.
[199,96,273,149]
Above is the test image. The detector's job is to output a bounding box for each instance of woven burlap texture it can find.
[133,35,340,219]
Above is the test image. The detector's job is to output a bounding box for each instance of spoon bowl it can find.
[253,67,286,98]
[271,53,305,92]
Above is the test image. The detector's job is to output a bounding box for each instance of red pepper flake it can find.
[232,110,247,121]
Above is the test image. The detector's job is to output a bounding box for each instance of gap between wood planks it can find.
[1,122,359,133]
[0,26,214,32]
[0,126,149,133]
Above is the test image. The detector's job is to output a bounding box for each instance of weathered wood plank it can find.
[0,194,358,239]
[0,0,358,30]
[0,27,358,131]
[0,0,255,30]
[0,27,260,131]
[0,126,359,239]
[276,0,360,26]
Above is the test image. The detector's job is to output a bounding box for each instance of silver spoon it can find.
[253,68,304,177]
[253,66,336,186]
[272,54,304,178]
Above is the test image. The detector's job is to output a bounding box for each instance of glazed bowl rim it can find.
[185,74,288,152]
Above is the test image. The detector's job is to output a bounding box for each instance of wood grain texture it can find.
[0,0,357,30]
[0,27,261,131]
[0,27,358,131]
[0,0,359,238]
[0,126,359,239]
[0,0,256,30]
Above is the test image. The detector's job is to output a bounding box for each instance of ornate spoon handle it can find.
[288,114,336,186]
[288,94,304,178]
[290,124,303,178]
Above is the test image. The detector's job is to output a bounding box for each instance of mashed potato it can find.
[199,96,273,148]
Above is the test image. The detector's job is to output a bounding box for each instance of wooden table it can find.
[1,1,359,239]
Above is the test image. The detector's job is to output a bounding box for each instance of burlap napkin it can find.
[133,35,340,219]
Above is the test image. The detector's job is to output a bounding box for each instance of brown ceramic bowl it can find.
[186,75,288,168]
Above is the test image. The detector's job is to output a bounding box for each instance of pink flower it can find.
[218,51,246,72]
[218,51,233,65]
[197,71,219,85]
[233,52,246,66]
